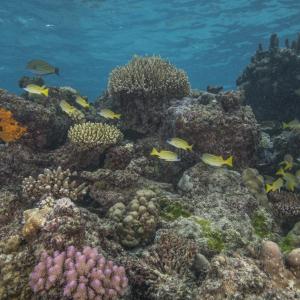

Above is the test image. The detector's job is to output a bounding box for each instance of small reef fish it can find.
[23,84,49,97]
[59,100,76,115]
[150,147,180,162]
[279,154,293,171]
[75,95,90,108]
[99,109,121,120]
[265,178,284,193]
[166,137,193,151]
[201,153,233,167]
[26,59,59,76]
[283,119,300,131]
[275,168,298,192]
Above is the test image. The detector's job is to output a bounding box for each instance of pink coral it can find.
[29,246,128,299]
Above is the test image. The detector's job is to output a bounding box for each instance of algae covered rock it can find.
[161,91,260,167]
[107,55,191,134]
[177,162,260,254]
[108,189,159,248]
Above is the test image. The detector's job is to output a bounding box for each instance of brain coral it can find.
[107,55,191,134]
[68,122,123,150]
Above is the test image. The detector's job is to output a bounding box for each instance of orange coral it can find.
[0,108,27,142]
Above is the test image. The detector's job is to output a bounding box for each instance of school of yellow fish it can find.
[18,59,300,196]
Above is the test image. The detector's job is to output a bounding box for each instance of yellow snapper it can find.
[279,154,293,171]
[283,119,300,130]
[166,137,193,151]
[275,168,298,192]
[99,109,121,120]
[265,178,284,193]
[75,95,90,108]
[201,153,233,167]
[59,100,76,115]
[283,172,298,191]
[26,59,59,76]
[150,147,180,162]
[23,84,49,97]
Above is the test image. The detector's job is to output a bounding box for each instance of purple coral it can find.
[29,246,128,299]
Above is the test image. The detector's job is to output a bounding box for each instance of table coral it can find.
[107,55,190,134]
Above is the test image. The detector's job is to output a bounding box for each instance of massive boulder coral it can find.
[161,91,260,168]
[237,33,300,121]
[107,55,191,134]
[108,189,159,248]
[22,166,88,202]
[68,122,123,151]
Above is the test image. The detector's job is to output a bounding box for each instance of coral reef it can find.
[108,189,159,248]
[126,231,198,300]
[0,89,71,149]
[29,246,128,299]
[237,33,300,121]
[268,190,300,219]
[0,107,27,142]
[68,122,123,150]
[22,166,88,202]
[161,91,260,167]
[107,55,190,134]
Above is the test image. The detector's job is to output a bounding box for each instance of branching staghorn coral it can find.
[108,55,190,101]
[68,122,123,150]
[22,166,88,202]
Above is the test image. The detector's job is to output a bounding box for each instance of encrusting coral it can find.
[29,245,128,299]
[108,189,159,248]
[107,55,191,134]
[0,107,27,142]
[68,122,123,150]
[22,166,88,202]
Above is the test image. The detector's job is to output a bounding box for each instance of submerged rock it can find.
[161,91,260,168]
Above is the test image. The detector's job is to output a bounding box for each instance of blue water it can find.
[1,0,300,100]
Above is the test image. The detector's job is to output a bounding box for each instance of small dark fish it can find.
[26,59,59,76]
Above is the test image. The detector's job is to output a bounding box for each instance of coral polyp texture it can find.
[22,166,88,202]
[108,189,159,248]
[68,122,123,150]
[29,246,128,299]
[107,55,191,134]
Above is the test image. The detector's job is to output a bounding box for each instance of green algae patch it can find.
[159,199,191,221]
[194,217,225,253]
[251,210,271,239]
[280,234,297,254]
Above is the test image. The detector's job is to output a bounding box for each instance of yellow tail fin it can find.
[276,168,285,176]
[265,184,272,193]
[42,88,49,97]
[225,156,233,167]
[150,147,159,156]
[282,122,288,129]
[187,144,193,151]
[115,113,121,119]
